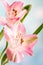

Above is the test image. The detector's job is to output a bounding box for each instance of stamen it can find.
[12,9,17,16]
[14,55,16,62]
[13,9,15,11]
[21,38,24,44]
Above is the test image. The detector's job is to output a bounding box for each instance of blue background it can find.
[0,0,43,65]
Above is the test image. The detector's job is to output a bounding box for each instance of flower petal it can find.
[0,17,7,25]
[16,9,27,20]
[13,51,24,63]
[7,17,20,24]
[17,22,26,34]
[4,25,13,42]
[0,0,10,11]
[22,34,38,48]
[23,47,33,56]
[6,48,13,61]
[10,1,23,12]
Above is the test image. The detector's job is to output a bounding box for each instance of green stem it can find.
[1,53,9,65]
[0,42,8,59]
[33,23,43,34]
[0,28,4,40]
[2,59,9,65]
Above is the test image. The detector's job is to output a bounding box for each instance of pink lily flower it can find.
[0,0,27,20]
[4,22,38,63]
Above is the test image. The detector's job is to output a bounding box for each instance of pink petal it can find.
[0,17,7,25]
[8,17,20,24]
[13,51,24,63]
[23,47,33,56]
[22,34,38,48]
[0,17,15,27]
[17,22,26,34]
[16,9,27,20]
[10,1,23,12]
[6,48,13,61]
[6,48,24,63]
[4,25,13,42]
[0,0,10,11]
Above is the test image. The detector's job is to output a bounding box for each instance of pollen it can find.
[21,38,24,44]
[12,9,17,16]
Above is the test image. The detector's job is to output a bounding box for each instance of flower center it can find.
[12,9,17,16]
[9,32,24,51]
[21,38,24,44]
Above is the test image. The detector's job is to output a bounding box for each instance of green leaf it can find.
[3,60,9,65]
[21,4,32,22]
[0,41,8,59]
[33,23,43,34]
[1,53,8,65]
[0,28,4,40]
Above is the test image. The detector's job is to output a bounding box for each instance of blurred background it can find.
[0,0,43,65]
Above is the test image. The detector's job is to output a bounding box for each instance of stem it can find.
[1,59,9,65]
[0,42,8,59]
[0,28,4,40]
[33,23,43,34]
[2,60,9,65]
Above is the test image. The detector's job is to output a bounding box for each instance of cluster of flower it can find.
[0,0,38,63]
